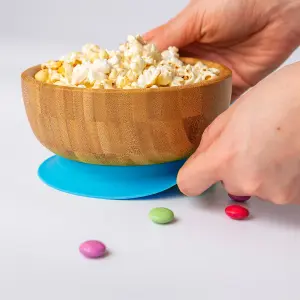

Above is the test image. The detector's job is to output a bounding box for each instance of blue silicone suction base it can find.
[38,156,185,200]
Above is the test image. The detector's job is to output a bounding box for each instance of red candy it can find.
[225,205,249,220]
[228,194,251,202]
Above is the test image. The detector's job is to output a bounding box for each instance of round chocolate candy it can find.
[79,240,106,258]
[149,207,174,224]
[228,194,251,202]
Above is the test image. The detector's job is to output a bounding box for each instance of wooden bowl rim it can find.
[21,57,232,94]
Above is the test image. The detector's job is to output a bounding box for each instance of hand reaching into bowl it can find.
[144,0,300,99]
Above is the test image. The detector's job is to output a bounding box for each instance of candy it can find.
[225,205,249,220]
[149,207,174,224]
[79,240,106,258]
[228,194,251,202]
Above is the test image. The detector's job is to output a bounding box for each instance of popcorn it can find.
[82,43,100,54]
[102,79,114,89]
[108,68,118,81]
[34,69,49,82]
[202,72,217,81]
[108,55,120,67]
[91,79,113,89]
[61,52,84,66]
[131,82,139,88]
[143,44,161,61]
[54,81,67,86]
[93,59,111,74]
[126,69,138,82]
[86,52,100,62]
[71,64,89,85]
[209,67,220,75]
[136,34,146,45]
[92,81,102,89]
[116,75,130,88]
[137,66,160,88]
[124,35,143,58]
[123,85,134,89]
[99,49,109,60]
[156,65,173,86]
[170,76,185,87]
[193,61,205,70]
[49,70,61,82]
[184,72,197,85]
[88,67,107,83]
[127,35,137,44]
[119,44,126,52]
[161,46,179,61]
[36,34,220,89]
[143,43,162,66]
[41,60,62,70]
[63,62,73,82]
[130,55,145,74]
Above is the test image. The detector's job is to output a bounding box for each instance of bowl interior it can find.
[21,57,231,93]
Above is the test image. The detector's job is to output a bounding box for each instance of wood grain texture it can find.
[21,58,232,166]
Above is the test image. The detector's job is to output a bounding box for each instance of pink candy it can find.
[79,240,106,258]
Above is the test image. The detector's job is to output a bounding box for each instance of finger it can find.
[221,180,251,197]
[180,103,237,190]
[177,142,222,196]
[143,4,198,50]
[197,109,232,154]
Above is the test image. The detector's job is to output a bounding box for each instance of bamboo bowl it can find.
[21,58,232,166]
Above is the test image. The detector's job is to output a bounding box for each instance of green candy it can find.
[149,207,174,224]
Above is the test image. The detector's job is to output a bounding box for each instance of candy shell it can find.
[79,240,106,258]
[228,194,251,202]
[225,205,249,220]
[149,207,174,224]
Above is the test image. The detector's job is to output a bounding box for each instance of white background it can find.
[1,0,300,299]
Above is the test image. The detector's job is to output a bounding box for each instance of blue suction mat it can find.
[38,156,186,200]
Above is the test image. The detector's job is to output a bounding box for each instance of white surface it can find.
[1,1,300,299]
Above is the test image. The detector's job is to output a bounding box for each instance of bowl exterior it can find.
[21,64,231,166]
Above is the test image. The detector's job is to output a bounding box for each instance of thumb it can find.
[176,108,232,196]
[177,105,235,196]
[197,109,232,154]
[177,142,222,196]
[177,98,244,196]
[186,105,233,168]
[143,4,198,50]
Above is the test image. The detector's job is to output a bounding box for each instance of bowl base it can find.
[38,156,185,200]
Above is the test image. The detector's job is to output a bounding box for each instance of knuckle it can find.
[239,177,261,196]
[202,124,212,139]
[271,192,290,205]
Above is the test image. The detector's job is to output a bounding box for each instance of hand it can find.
[177,62,300,205]
[144,0,300,99]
